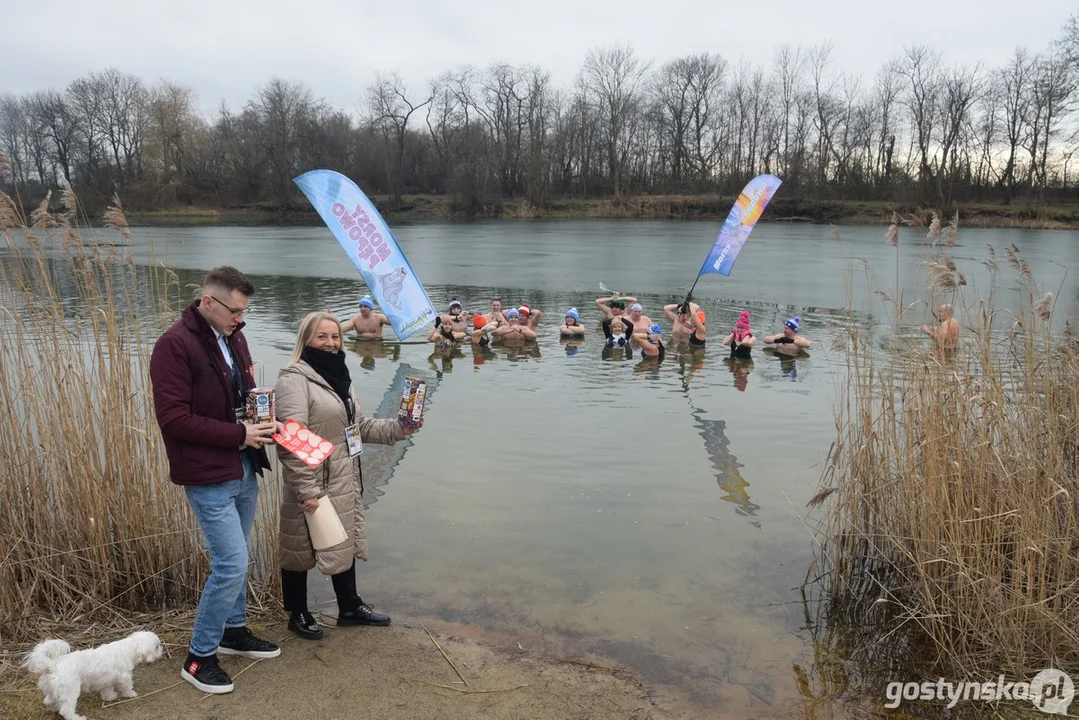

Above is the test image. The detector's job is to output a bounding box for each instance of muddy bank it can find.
[0,613,708,720]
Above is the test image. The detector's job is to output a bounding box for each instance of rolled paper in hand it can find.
[305,496,348,550]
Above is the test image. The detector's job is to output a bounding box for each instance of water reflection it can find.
[346,339,401,370]
[690,408,762,528]
[360,362,439,509]
[560,338,583,357]
[722,357,755,392]
[602,344,634,361]
[671,344,706,391]
[426,344,466,375]
[471,342,499,368]
[491,340,542,362]
[633,352,664,377]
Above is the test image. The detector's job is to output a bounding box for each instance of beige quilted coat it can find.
[274,361,404,574]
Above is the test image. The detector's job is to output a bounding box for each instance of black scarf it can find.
[302,346,354,420]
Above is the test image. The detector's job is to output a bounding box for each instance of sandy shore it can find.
[1,613,698,720]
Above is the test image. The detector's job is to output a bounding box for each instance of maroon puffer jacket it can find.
[150,301,270,485]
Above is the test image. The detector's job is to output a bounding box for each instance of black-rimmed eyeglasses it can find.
[209,295,250,318]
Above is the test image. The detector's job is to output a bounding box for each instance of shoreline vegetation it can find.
[803,222,1079,712]
[119,194,1079,230]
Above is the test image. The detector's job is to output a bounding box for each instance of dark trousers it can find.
[281,560,359,614]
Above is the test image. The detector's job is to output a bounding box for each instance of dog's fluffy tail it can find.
[23,639,71,675]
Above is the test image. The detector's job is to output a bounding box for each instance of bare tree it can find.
[998,48,1033,196]
[897,45,942,199]
[578,44,651,197]
[99,69,148,184]
[425,73,462,194]
[872,63,902,186]
[249,78,319,213]
[147,81,199,184]
[30,91,79,185]
[773,44,805,180]
[1027,46,1075,192]
[0,95,29,190]
[654,56,693,183]
[367,73,432,207]
[810,43,842,188]
[65,75,107,190]
[935,64,982,204]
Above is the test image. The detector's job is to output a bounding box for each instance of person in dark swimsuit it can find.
[633,322,666,360]
[722,310,755,358]
[677,303,707,347]
[602,315,634,347]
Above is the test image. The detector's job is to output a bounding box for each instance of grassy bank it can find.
[121,194,1079,229]
[805,223,1079,710]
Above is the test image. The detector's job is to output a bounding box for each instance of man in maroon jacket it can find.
[150,266,281,695]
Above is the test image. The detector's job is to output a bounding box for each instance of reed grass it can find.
[808,216,1079,696]
[0,187,282,651]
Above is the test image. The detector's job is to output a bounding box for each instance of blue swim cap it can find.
[649,323,662,335]
[566,308,580,322]
[360,296,374,309]
[785,316,800,332]
[506,308,520,319]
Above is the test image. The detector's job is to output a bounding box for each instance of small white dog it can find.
[24,630,164,720]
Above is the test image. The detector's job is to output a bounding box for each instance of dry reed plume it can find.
[927,211,942,242]
[807,219,1079,698]
[0,189,282,653]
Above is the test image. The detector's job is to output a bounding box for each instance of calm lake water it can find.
[23,219,1079,717]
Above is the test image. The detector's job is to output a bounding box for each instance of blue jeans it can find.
[183,454,258,657]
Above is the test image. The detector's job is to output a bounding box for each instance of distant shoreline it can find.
[121,194,1079,230]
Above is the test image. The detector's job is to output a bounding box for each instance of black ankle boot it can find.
[287,611,324,640]
[337,599,391,627]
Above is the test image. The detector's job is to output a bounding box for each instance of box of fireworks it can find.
[397,376,428,428]
[304,495,348,550]
[273,419,334,468]
[245,388,275,424]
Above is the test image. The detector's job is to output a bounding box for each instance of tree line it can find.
[2,15,1077,218]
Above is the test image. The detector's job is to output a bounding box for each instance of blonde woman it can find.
[274,312,419,640]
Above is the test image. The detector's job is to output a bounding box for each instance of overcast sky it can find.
[2,0,1074,114]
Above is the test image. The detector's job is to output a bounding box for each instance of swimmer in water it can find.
[339,295,390,339]
[672,302,707,347]
[470,313,496,347]
[491,308,537,343]
[632,322,665,360]
[427,298,470,347]
[623,302,652,336]
[480,298,506,324]
[560,308,585,338]
[602,313,634,347]
[921,304,959,350]
[596,292,637,320]
[763,316,811,356]
[516,303,543,329]
[664,299,704,339]
[722,311,755,358]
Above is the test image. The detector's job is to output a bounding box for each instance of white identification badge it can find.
[345,424,363,457]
